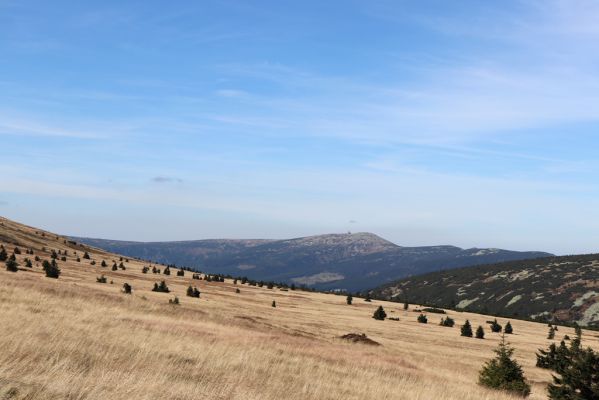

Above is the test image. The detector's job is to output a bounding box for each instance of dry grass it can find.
[0,216,595,400]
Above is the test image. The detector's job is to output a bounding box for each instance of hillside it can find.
[372,253,599,326]
[73,233,551,292]
[0,215,589,400]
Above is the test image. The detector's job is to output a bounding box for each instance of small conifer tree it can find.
[272,300,276,308]
[373,306,387,320]
[101,260,107,267]
[504,321,513,334]
[5,255,18,272]
[235,288,241,294]
[0,247,7,261]
[403,300,409,310]
[548,326,555,340]
[83,251,90,259]
[479,335,530,397]
[490,319,502,333]
[461,320,473,337]
[476,325,485,339]
[123,283,132,294]
[43,259,61,278]
[417,313,428,324]
[346,294,353,305]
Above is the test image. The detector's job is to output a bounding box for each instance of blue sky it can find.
[1,0,599,254]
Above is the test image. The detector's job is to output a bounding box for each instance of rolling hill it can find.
[0,215,591,400]
[372,253,599,326]
[73,233,551,292]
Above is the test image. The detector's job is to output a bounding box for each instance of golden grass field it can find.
[0,216,595,400]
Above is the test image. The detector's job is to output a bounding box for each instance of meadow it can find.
[0,217,592,400]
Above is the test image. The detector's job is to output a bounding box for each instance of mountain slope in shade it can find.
[371,253,599,326]
[73,233,551,292]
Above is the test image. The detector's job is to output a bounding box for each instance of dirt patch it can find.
[338,333,381,346]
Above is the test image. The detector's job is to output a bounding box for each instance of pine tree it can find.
[43,259,61,278]
[96,275,107,283]
[0,247,7,261]
[548,326,555,340]
[372,306,387,320]
[24,258,33,268]
[346,294,353,305]
[272,300,276,308]
[479,335,531,397]
[417,313,428,324]
[186,286,200,298]
[101,260,107,267]
[123,283,132,294]
[152,281,170,293]
[505,321,513,334]
[491,319,503,333]
[83,251,90,259]
[5,255,18,272]
[476,325,485,339]
[403,300,409,310]
[461,320,473,337]
[235,288,241,294]
[13,247,21,255]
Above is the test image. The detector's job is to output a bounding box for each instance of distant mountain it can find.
[371,253,599,326]
[73,233,551,292]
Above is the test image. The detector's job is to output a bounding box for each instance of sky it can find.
[1,0,599,254]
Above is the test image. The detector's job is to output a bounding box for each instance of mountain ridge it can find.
[73,232,552,292]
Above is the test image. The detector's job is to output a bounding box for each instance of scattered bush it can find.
[163,266,170,276]
[235,288,241,294]
[169,296,180,305]
[422,307,445,314]
[60,256,66,262]
[186,285,200,298]
[476,325,485,339]
[83,251,90,259]
[504,321,513,334]
[272,300,276,308]
[119,262,126,270]
[417,314,428,324]
[440,316,455,327]
[403,300,409,310]
[548,326,555,339]
[176,269,184,277]
[13,247,21,255]
[90,260,96,265]
[152,281,170,293]
[490,319,503,333]
[96,275,107,283]
[112,264,118,271]
[373,306,387,320]
[142,266,149,273]
[42,259,61,278]
[479,336,531,397]
[101,260,107,267]
[461,320,473,337]
[123,283,132,294]
[5,255,18,272]
[24,258,32,268]
[346,294,353,305]
[0,247,7,262]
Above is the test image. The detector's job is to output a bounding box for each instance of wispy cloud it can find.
[151,176,183,183]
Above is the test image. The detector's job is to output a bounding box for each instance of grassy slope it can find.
[0,216,592,400]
